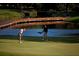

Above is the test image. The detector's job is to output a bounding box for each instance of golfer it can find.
[19,29,26,44]
[42,25,48,41]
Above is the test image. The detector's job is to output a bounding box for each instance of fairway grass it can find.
[0,38,79,56]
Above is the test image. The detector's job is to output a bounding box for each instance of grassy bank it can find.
[0,36,79,56]
[0,9,24,20]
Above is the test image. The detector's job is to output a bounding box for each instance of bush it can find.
[65,16,79,23]
[0,9,24,20]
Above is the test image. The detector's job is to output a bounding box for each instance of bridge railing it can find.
[0,17,69,29]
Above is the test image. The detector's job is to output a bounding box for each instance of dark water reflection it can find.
[0,29,79,37]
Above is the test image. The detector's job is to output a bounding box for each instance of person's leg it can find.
[42,32,45,40]
[19,32,23,44]
[42,32,47,41]
[44,32,48,41]
[45,32,48,41]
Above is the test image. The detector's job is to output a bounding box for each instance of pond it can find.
[0,29,79,37]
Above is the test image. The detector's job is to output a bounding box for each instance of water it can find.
[0,29,79,37]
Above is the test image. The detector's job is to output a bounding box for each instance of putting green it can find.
[0,39,79,56]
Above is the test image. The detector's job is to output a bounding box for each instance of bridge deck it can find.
[0,17,69,29]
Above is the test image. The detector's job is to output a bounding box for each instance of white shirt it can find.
[20,29,24,34]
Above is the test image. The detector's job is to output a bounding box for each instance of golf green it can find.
[0,37,79,56]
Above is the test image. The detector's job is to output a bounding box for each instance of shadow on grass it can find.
[23,36,79,43]
[0,35,79,43]
[0,51,17,56]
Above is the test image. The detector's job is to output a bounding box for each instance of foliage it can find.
[29,9,37,17]
[0,9,24,20]
[66,17,79,23]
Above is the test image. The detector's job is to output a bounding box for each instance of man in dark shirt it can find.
[42,25,48,41]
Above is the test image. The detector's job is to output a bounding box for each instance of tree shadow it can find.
[23,36,79,43]
[48,37,79,43]
[0,35,79,43]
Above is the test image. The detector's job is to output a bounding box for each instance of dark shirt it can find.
[43,26,48,33]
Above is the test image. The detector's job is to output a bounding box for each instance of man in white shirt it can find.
[19,29,26,44]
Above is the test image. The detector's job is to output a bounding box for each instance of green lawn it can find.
[0,36,79,56]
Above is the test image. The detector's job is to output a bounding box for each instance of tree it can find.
[29,9,37,18]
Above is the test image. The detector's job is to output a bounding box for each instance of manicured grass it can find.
[0,36,79,56]
[66,16,79,23]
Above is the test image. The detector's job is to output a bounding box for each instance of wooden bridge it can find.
[0,17,69,29]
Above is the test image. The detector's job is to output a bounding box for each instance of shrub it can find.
[65,16,79,23]
[0,9,24,20]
